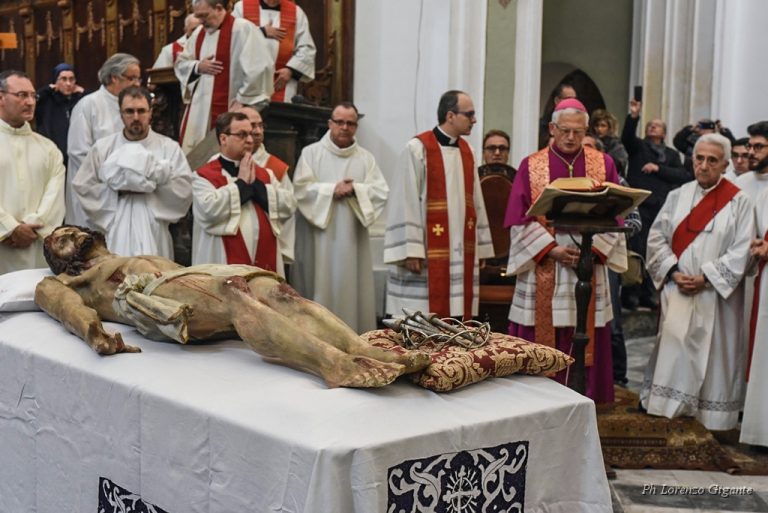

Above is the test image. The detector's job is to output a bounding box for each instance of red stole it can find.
[264,154,288,180]
[242,0,297,102]
[179,13,235,146]
[196,160,278,271]
[171,41,184,63]
[671,179,740,259]
[748,230,768,380]
[416,131,476,320]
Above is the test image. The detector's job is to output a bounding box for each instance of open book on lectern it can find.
[527,177,651,219]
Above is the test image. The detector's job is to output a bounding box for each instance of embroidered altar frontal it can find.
[0,312,611,512]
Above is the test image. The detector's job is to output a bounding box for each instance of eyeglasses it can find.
[555,125,586,137]
[731,152,750,160]
[484,145,509,153]
[454,110,476,119]
[746,142,768,152]
[121,74,142,84]
[1,90,36,101]
[329,119,358,128]
[122,108,150,116]
[224,131,256,139]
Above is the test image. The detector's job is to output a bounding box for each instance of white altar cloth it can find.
[0,312,610,513]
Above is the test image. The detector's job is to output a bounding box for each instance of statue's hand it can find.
[90,328,141,355]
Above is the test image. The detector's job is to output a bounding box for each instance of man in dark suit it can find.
[621,99,689,309]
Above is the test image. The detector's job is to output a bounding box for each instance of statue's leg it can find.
[246,278,430,374]
[224,276,406,388]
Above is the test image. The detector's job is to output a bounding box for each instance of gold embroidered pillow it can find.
[361,329,574,392]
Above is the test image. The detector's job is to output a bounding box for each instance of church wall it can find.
[541,0,633,122]
[483,0,517,159]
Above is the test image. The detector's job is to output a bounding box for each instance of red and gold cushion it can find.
[361,329,574,392]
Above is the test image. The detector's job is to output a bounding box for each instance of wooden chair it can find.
[478,169,516,332]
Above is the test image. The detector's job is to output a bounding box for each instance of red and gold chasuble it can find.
[528,146,606,365]
[197,160,278,272]
[179,14,235,144]
[242,0,297,102]
[416,131,476,320]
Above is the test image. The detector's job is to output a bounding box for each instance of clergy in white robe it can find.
[641,134,753,431]
[175,0,273,155]
[741,187,768,446]
[384,91,494,321]
[0,71,65,274]
[233,0,316,102]
[72,87,192,259]
[192,111,295,276]
[291,104,388,333]
[66,53,141,226]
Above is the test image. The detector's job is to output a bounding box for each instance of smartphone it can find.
[633,85,643,102]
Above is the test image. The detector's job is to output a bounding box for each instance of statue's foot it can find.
[351,344,431,375]
[326,355,406,388]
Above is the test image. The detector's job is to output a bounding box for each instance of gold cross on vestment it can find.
[467,218,475,230]
[432,224,445,236]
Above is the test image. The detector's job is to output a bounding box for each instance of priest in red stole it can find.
[642,133,753,430]
[233,0,316,103]
[503,99,627,404]
[192,112,295,277]
[175,0,273,154]
[384,90,494,322]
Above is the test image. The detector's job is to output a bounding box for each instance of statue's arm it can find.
[34,277,140,355]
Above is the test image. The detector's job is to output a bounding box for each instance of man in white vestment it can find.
[152,14,202,68]
[741,186,768,447]
[233,0,316,103]
[72,87,192,259]
[290,102,388,332]
[384,90,494,321]
[175,0,273,155]
[0,70,65,274]
[66,53,141,226]
[736,122,768,203]
[192,111,295,276]
[641,133,753,431]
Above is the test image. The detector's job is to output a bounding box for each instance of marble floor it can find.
[610,311,768,512]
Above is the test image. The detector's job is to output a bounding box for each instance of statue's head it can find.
[43,225,107,276]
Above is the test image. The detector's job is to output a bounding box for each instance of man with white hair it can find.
[503,98,627,404]
[152,14,202,68]
[175,0,273,154]
[67,53,141,226]
[641,133,753,431]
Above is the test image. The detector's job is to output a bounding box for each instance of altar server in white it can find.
[0,70,65,274]
[152,14,201,68]
[741,184,768,447]
[67,53,141,226]
[384,90,494,320]
[641,134,753,431]
[192,111,295,275]
[72,87,192,259]
[290,102,388,332]
[233,0,316,102]
[175,0,273,155]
